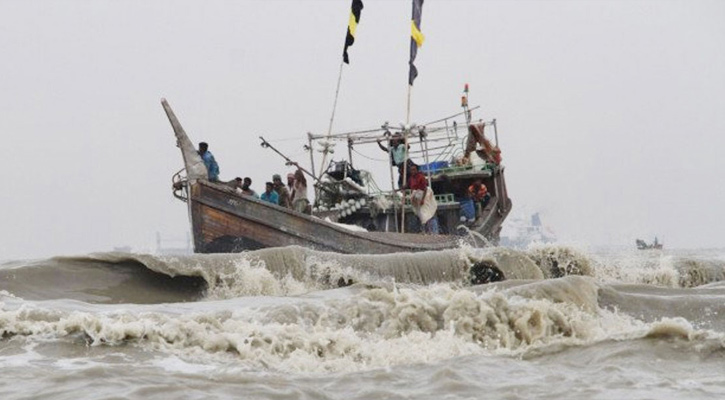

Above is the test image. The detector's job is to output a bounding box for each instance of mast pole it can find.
[347,135,353,167]
[421,128,431,187]
[307,132,316,176]
[401,84,412,233]
[318,60,346,177]
[386,140,400,232]
[307,132,318,204]
[493,118,499,147]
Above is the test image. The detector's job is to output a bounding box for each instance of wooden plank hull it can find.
[190,181,468,254]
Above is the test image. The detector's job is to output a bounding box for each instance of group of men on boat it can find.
[196,119,501,236]
[373,124,500,233]
[197,142,310,214]
[374,133,440,233]
[258,170,310,214]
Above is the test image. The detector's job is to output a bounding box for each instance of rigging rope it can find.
[351,147,388,162]
[318,61,346,177]
[264,136,307,143]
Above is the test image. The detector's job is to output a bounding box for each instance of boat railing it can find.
[371,190,457,209]
[171,168,188,202]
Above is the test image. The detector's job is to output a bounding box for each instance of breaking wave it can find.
[2,275,723,373]
[2,245,724,307]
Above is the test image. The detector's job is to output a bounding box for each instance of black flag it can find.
[408,0,425,85]
[343,0,364,64]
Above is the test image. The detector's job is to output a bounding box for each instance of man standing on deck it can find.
[405,164,439,234]
[260,182,279,205]
[287,173,295,196]
[273,174,292,208]
[377,134,409,188]
[198,142,220,181]
[240,177,259,198]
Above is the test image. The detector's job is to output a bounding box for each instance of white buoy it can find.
[348,199,355,205]
[360,198,367,206]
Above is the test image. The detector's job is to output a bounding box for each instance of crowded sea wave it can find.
[1,245,724,399]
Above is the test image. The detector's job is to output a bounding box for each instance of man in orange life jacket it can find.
[468,179,491,215]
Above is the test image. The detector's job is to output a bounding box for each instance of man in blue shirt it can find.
[198,142,220,181]
[260,182,279,205]
[376,134,409,188]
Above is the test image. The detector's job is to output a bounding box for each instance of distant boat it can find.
[500,212,556,248]
[636,237,663,250]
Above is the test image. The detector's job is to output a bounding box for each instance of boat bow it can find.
[161,98,208,183]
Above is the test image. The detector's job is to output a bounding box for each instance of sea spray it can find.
[591,251,725,288]
[525,244,594,278]
[675,258,725,288]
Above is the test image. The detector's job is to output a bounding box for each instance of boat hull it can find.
[189,181,468,254]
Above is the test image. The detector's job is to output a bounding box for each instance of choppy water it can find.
[1,245,724,399]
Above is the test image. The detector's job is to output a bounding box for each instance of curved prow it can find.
[161,98,208,183]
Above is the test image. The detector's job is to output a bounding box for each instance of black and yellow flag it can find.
[408,0,425,85]
[343,0,364,64]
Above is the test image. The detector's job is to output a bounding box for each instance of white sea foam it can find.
[3,276,721,374]
[3,249,725,399]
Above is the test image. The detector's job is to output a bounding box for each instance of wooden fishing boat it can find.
[162,97,512,254]
[636,238,663,250]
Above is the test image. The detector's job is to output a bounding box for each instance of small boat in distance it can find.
[636,237,663,250]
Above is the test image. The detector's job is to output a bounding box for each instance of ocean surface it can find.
[1,245,724,399]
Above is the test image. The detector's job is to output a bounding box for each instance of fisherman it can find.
[287,173,295,195]
[240,177,259,198]
[404,163,439,234]
[198,142,220,181]
[260,182,279,205]
[272,174,292,208]
[376,132,402,166]
[465,179,490,222]
[377,133,409,188]
[468,179,490,208]
[291,169,310,214]
[231,177,244,192]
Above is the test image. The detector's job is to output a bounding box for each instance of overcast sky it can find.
[1,0,723,259]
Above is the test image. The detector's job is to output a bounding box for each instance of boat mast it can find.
[419,126,432,187]
[401,87,412,233]
[318,0,365,178]
[306,132,316,177]
[383,127,400,232]
[318,60,345,178]
[401,0,425,233]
